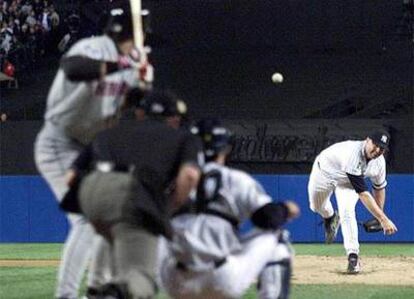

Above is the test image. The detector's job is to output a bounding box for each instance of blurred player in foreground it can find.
[159,119,300,299]
[308,130,397,274]
[72,91,202,298]
[34,5,153,298]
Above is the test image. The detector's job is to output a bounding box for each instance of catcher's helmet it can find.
[191,119,233,160]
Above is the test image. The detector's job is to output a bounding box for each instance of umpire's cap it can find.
[140,90,187,117]
[368,129,391,150]
[191,119,234,160]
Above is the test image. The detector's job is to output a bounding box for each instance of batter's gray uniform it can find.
[34,35,147,299]
[159,162,293,299]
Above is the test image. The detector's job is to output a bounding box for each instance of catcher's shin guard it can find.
[257,258,292,299]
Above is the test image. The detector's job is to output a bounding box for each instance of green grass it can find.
[0,267,57,299]
[0,243,62,259]
[1,243,413,299]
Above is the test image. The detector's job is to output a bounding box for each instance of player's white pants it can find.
[308,159,360,255]
[307,160,335,219]
[35,127,111,298]
[160,231,291,299]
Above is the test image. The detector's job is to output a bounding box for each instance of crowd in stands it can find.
[0,0,61,80]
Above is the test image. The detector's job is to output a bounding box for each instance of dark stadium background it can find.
[1,0,412,174]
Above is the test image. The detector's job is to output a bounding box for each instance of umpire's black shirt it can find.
[73,118,202,236]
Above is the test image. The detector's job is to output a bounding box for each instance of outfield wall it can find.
[0,175,412,243]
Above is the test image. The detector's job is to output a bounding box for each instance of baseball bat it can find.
[130,0,146,50]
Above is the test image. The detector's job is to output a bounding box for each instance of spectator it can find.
[8,16,18,35]
[49,4,58,29]
[0,112,8,122]
[33,22,44,55]
[25,9,36,27]
[43,0,50,9]
[40,6,50,32]
[20,1,32,16]
[58,12,79,53]
[3,59,15,77]
[0,1,63,89]
[19,22,29,43]
[32,0,43,18]
[0,22,13,53]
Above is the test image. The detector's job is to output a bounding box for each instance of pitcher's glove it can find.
[363,218,382,233]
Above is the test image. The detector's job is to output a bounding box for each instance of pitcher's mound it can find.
[293,255,414,285]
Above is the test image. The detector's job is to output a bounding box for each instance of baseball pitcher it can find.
[34,6,153,299]
[308,130,397,273]
[158,119,300,299]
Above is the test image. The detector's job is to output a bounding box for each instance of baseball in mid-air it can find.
[271,72,284,83]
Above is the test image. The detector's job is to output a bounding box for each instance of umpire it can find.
[71,91,202,299]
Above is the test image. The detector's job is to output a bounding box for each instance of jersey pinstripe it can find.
[317,140,387,189]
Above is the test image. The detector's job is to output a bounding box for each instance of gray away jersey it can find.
[44,35,140,144]
[170,162,272,271]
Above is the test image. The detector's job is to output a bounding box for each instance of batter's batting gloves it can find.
[117,46,151,70]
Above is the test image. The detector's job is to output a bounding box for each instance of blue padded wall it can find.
[0,176,68,242]
[256,174,414,243]
[0,175,412,242]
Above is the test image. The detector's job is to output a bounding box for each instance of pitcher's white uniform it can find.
[34,35,145,299]
[159,162,293,299]
[308,140,386,255]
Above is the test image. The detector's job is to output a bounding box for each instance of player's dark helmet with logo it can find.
[368,130,391,150]
[104,7,133,42]
[104,5,150,43]
[139,90,187,118]
[191,119,234,161]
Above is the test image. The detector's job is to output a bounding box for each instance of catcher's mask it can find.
[191,119,234,161]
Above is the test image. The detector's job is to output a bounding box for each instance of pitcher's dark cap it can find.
[369,130,390,150]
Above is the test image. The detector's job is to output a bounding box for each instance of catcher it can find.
[158,119,300,299]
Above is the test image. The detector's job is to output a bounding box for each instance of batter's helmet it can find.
[104,7,133,42]
[104,6,151,42]
[191,119,234,160]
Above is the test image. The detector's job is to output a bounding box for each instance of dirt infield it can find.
[0,260,60,267]
[293,255,414,285]
[0,259,60,267]
[1,256,414,285]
